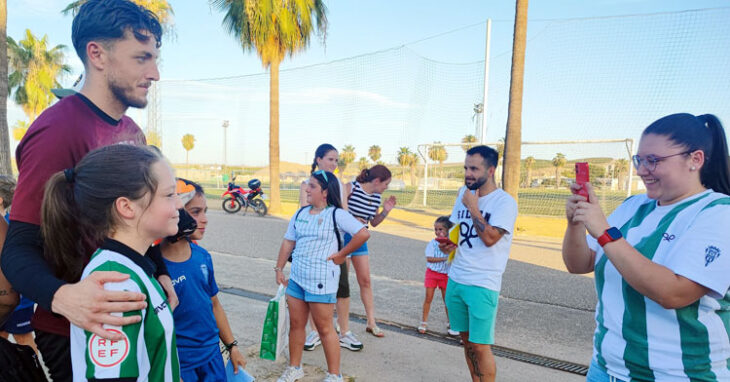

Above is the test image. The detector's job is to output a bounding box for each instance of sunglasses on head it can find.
[313,170,329,183]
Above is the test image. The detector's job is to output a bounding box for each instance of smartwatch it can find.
[598,227,622,247]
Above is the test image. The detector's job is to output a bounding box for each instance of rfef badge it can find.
[88,329,130,368]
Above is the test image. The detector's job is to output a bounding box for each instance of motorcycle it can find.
[221,177,268,216]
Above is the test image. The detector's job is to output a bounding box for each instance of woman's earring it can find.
[691,166,696,171]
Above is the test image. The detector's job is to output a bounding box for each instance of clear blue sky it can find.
[8,0,730,166]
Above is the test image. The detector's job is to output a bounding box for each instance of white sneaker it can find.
[339,330,364,351]
[304,330,321,351]
[323,373,343,382]
[447,328,459,336]
[277,366,304,382]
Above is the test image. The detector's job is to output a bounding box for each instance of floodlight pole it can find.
[481,18,492,144]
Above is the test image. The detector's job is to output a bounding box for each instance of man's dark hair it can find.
[466,145,498,169]
[72,0,163,64]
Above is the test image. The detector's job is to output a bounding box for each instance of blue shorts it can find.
[0,306,33,334]
[286,279,336,304]
[344,233,368,256]
[445,279,499,345]
[586,359,627,382]
[180,349,226,382]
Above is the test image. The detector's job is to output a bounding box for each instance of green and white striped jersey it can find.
[71,239,180,381]
[586,190,730,381]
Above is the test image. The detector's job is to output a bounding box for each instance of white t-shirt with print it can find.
[585,190,730,381]
[284,206,364,295]
[447,186,517,291]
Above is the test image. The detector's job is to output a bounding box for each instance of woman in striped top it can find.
[564,113,730,381]
[342,165,396,338]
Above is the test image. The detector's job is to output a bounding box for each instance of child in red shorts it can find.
[418,216,457,335]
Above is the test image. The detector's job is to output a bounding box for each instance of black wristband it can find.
[225,340,238,351]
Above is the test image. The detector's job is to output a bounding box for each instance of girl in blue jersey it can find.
[41,144,182,381]
[275,170,370,382]
[160,178,247,382]
[564,113,730,381]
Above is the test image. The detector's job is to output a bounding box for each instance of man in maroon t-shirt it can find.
[0,1,174,380]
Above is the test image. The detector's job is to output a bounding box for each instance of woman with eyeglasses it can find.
[275,170,369,382]
[562,113,730,381]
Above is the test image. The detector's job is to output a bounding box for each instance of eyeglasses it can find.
[631,151,691,172]
[313,170,329,183]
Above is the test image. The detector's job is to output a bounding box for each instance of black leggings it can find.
[336,262,349,299]
[34,329,72,382]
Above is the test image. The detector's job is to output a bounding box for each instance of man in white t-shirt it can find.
[440,145,517,382]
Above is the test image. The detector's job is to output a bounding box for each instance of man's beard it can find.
[110,79,148,109]
[466,176,487,190]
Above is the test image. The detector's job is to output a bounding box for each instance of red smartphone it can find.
[575,162,589,201]
[435,236,456,246]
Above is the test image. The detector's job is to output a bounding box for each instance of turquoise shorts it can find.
[286,279,336,304]
[344,233,368,256]
[444,279,499,344]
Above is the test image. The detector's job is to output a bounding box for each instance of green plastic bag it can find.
[259,284,288,361]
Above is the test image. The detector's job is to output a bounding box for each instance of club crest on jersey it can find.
[705,245,721,267]
[88,329,129,368]
[200,264,209,280]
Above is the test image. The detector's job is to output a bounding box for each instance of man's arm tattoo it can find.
[472,215,487,233]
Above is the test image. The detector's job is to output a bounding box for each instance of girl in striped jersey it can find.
[297,144,356,352]
[564,113,730,381]
[418,216,456,335]
[342,165,396,338]
[275,170,369,382]
[41,145,181,381]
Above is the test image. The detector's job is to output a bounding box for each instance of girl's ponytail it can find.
[356,165,392,184]
[41,172,86,282]
[356,169,369,183]
[699,114,730,195]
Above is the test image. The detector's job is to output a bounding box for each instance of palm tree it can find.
[428,142,448,179]
[213,0,327,214]
[524,156,535,187]
[0,0,11,174]
[181,133,195,177]
[63,0,174,34]
[12,120,29,142]
[337,157,347,175]
[502,0,529,200]
[340,145,356,172]
[461,134,477,152]
[495,137,505,166]
[397,147,412,181]
[146,130,161,148]
[614,158,629,190]
[408,152,419,187]
[368,145,381,163]
[357,157,369,171]
[7,29,71,122]
[552,153,566,188]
